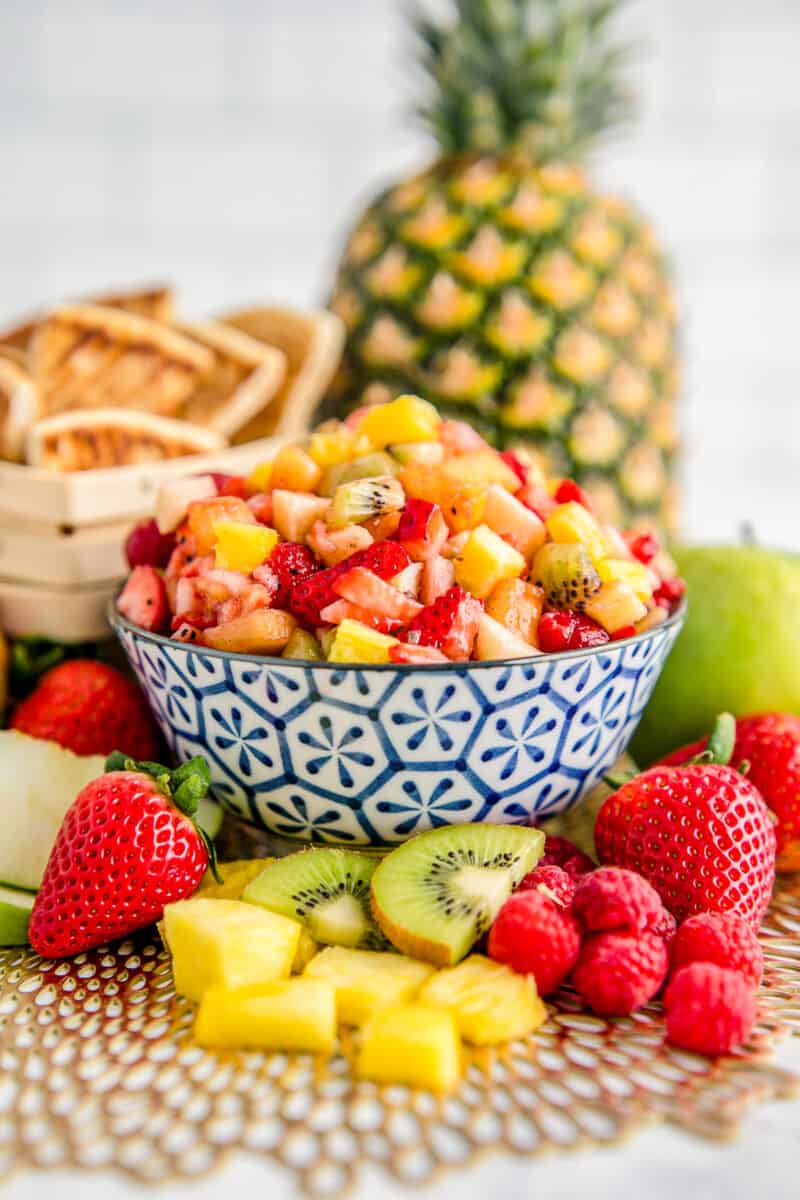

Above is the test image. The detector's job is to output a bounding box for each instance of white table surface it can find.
[6,1035,799,1200]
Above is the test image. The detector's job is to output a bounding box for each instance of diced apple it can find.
[195,977,336,1053]
[319,599,401,635]
[307,520,373,566]
[483,484,546,560]
[475,613,540,661]
[156,475,217,534]
[420,555,456,604]
[203,609,296,654]
[391,561,424,598]
[272,490,331,542]
[453,524,526,599]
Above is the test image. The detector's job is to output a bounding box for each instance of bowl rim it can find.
[108,599,685,673]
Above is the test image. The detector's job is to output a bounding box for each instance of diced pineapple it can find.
[483,484,546,560]
[327,619,398,664]
[195,977,336,1053]
[213,521,278,573]
[270,444,323,493]
[196,859,271,900]
[304,947,434,1025]
[545,501,607,564]
[357,394,441,448]
[356,1004,462,1093]
[418,954,546,1046]
[272,490,331,542]
[204,609,296,655]
[293,927,320,973]
[454,524,526,599]
[163,898,301,1001]
[247,459,273,493]
[485,578,544,646]
[187,496,256,555]
[441,450,519,492]
[309,427,367,468]
[597,557,654,602]
[584,580,647,632]
[283,629,324,661]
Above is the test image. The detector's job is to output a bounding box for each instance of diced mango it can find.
[597,557,654,602]
[545,501,607,564]
[187,495,255,556]
[196,859,272,900]
[270,444,323,492]
[163,898,301,1001]
[304,947,434,1025]
[195,977,336,1053]
[584,580,647,632]
[485,578,544,646]
[203,609,296,655]
[356,1004,462,1093]
[246,459,273,493]
[213,521,278,573]
[327,618,398,664]
[418,954,546,1046]
[357,395,441,448]
[453,524,526,599]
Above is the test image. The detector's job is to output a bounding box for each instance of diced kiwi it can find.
[242,847,387,950]
[370,824,544,966]
[319,452,399,498]
[532,542,601,610]
[283,629,324,661]
[327,475,406,529]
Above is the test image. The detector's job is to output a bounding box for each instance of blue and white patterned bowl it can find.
[111,607,684,846]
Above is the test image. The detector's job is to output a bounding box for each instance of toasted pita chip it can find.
[219,307,344,442]
[29,305,214,419]
[174,319,286,437]
[27,407,226,472]
[0,353,40,461]
[0,285,175,356]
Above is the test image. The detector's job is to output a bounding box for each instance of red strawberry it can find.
[661,713,800,872]
[652,576,685,613]
[333,566,422,623]
[124,518,175,569]
[404,585,482,660]
[211,472,250,499]
[268,542,318,607]
[117,564,170,633]
[28,755,215,957]
[595,715,776,928]
[628,531,660,565]
[397,499,449,562]
[553,478,593,510]
[389,643,449,665]
[500,450,529,488]
[287,541,410,627]
[538,610,610,652]
[11,660,162,760]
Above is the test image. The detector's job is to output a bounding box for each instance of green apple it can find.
[632,544,800,764]
[0,885,35,946]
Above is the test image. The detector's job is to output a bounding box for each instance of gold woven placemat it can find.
[1,851,798,1195]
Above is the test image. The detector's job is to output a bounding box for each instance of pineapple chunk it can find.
[247,459,273,493]
[196,859,272,900]
[163,898,301,1002]
[584,580,647,632]
[187,495,255,555]
[270,444,323,493]
[483,484,546,560]
[454,524,526,600]
[293,927,321,973]
[327,618,398,664]
[212,521,278,573]
[441,450,519,492]
[357,394,441,448]
[418,954,546,1046]
[356,1004,462,1093]
[304,947,434,1025]
[309,427,370,468]
[545,501,607,564]
[203,609,296,655]
[597,557,654,602]
[195,978,336,1053]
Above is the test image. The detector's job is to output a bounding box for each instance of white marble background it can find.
[1,0,799,547]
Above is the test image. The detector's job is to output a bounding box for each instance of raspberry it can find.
[124,518,175,569]
[573,866,667,936]
[573,931,669,1016]
[651,907,678,944]
[488,890,581,996]
[268,542,318,607]
[629,532,660,565]
[652,576,686,613]
[664,963,757,1055]
[670,912,764,987]
[539,835,595,878]
[517,864,576,907]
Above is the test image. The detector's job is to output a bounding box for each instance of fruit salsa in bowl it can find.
[111,395,685,845]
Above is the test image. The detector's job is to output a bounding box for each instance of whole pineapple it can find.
[327,0,680,532]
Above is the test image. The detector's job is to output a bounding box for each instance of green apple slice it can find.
[0,885,35,946]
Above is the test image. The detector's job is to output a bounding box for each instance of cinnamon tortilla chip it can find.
[174,319,286,437]
[0,352,40,461]
[0,284,174,356]
[27,407,226,472]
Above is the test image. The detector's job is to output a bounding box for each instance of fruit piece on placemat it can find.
[174,318,286,437]
[195,977,337,1053]
[27,407,226,471]
[29,304,213,419]
[304,946,433,1024]
[418,953,546,1045]
[0,351,39,461]
[356,1003,462,1093]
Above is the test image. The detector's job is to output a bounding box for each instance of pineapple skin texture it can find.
[195,978,336,1053]
[327,156,680,534]
[163,898,301,1001]
[356,1003,462,1093]
[418,954,547,1045]
[304,946,434,1025]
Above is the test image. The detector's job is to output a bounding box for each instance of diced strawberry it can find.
[117,565,169,634]
[518,481,558,521]
[628,531,660,564]
[500,450,529,488]
[538,611,610,652]
[211,472,251,499]
[389,643,449,665]
[553,479,593,510]
[319,599,402,635]
[247,492,274,525]
[404,585,483,661]
[124,518,175,569]
[268,542,318,607]
[420,555,455,604]
[391,562,424,598]
[252,564,280,605]
[610,624,637,641]
[333,566,422,623]
[287,541,411,628]
[397,499,449,562]
[653,576,686,613]
[307,520,374,566]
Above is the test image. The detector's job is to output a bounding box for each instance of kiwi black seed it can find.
[533,542,602,610]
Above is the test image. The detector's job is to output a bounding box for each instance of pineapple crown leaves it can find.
[410,0,637,162]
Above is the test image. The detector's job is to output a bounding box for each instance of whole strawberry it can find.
[595,714,776,928]
[661,713,800,873]
[29,754,215,958]
[11,660,161,760]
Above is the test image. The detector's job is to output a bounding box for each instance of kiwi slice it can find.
[242,847,386,949]
[327,475,405,529]
[370,824,544,966]
[319,452,399,498]
[533,542,601,610]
